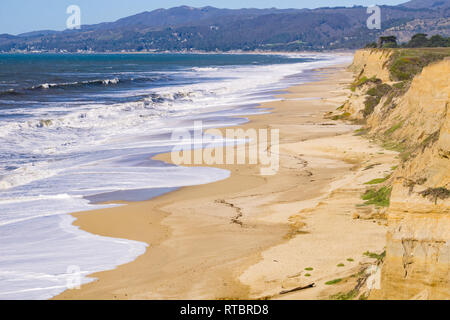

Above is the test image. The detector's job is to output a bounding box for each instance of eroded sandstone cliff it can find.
[337,49,449,299]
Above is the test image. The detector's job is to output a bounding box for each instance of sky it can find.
[0,0,406,35]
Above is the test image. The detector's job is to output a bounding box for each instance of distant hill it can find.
[80,6,301,31]
[401,0,450,9]
[384,0,450,42]
[1,4,449,52]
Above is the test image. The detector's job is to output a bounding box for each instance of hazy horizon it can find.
[1,0,406,35]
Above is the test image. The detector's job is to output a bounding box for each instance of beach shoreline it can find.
[55,62,398,300]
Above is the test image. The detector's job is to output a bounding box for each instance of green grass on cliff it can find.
[363,83,392,117]
[356,48,449,121]
[330,290,359,300]
[350,76,380,92]
[364,174,391,185]
[325,278,342,285]
[388,48,450,81]
[384,122,403,135]
[361,186,392,207]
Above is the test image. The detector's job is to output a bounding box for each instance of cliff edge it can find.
[334,48,449,299]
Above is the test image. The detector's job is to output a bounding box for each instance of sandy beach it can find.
[55,63,399,300]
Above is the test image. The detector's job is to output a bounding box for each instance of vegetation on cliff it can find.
[335,47,450,299]
[363,83,392,117]
[388,48,450,80]
[361,186,392,207]
[340,46,449,166]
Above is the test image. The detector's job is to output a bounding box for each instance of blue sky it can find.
[1,0,406,35]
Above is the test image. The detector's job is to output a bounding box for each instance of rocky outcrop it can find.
[342,49,450,300]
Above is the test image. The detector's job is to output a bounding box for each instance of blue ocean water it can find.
[0,52,351,299]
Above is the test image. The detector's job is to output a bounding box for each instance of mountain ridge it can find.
[401,0,450,9]
[1,3,449,52]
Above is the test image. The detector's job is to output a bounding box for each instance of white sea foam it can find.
[30,78,121,90]
[191,67,220,72]
[0,214,146,300]
[0,164,231,300]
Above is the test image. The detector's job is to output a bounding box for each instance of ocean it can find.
[0,52,351,299]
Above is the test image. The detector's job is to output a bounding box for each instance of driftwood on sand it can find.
[279,283,315,295]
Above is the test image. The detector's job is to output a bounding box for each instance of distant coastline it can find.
[0,49,356,55]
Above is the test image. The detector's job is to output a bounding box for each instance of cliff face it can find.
[350,49,393,82]
[341,49,394,122]
[342,49,450,299]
